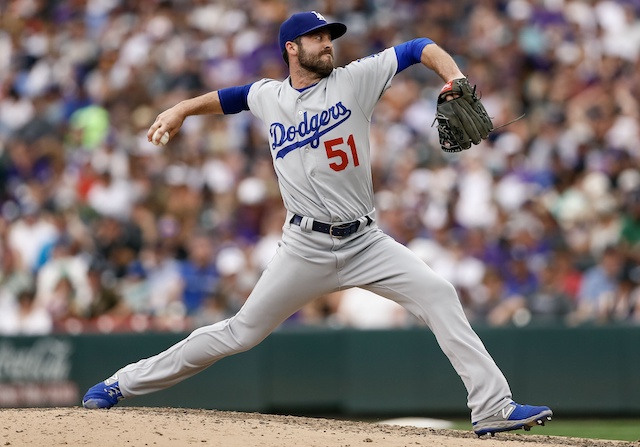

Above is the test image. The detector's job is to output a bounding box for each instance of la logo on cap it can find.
[312,11,326,21]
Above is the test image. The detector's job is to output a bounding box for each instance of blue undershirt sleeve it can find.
[393,38,434,73]
[218,83,253,114]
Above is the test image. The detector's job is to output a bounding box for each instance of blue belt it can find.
[290,214,373,238]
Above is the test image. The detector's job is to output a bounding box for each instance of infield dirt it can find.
[0,407,636,447]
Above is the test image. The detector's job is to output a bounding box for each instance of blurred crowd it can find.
[0,0,639,336]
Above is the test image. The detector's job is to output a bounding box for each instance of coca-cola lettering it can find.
[0,339,73,382]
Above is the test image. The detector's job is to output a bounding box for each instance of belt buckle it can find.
[329,223,349,239]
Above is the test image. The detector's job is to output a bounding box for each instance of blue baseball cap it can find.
[279,11,347,55]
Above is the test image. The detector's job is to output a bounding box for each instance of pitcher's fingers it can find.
[147,121,161,142]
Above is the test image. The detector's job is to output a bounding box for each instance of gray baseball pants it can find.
[116,213,512,421]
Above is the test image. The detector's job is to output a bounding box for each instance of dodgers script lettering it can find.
[270,102,352,159]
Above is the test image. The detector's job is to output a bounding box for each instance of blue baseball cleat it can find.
[473,401,553,436]
[82,375,124,409]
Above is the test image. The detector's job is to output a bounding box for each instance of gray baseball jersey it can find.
[110,47,513,422]
[248,48,396,222]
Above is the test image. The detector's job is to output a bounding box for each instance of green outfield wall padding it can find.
[1,325,638,416]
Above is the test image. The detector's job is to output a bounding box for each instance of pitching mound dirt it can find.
[0,408,635,447]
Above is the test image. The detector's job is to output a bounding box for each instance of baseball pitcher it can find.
[82,11,552,436]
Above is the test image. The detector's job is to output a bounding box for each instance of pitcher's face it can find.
[297,30,335,77]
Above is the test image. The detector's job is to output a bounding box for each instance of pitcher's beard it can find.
[299,48,334,77]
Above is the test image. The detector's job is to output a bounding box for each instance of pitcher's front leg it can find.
[84,242,339,406]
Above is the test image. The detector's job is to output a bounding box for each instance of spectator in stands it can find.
[569,246,624,325]
[143,240,183,319]
[487,248,539,326]
[7,204,59,273]
[549,248,583,305]
[177,232,219,316]
[118,259,151,316]
[0,287,52,336]
[602,264,640,324]
[0,243,34,299]
[620,189,640,260]
[35,238,92,323]
[87,169,135,220]
[466,268,506,325]
[92,216,143,278]
[527,264,573,324]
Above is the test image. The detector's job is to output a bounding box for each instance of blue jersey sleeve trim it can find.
[394,38,434,73]
[218,83,253,114]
